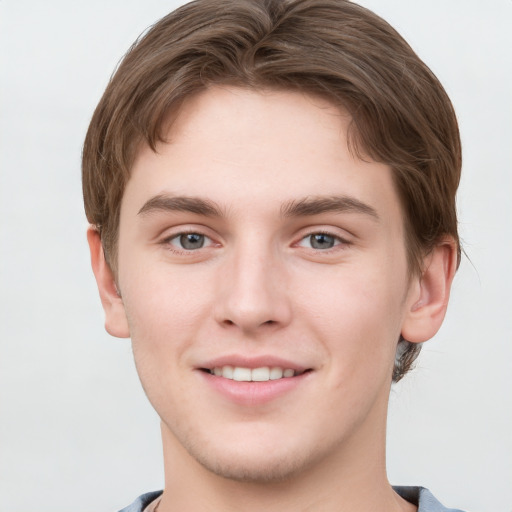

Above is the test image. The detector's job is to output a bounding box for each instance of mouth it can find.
[197,359,313,405]
[200,366,311,382]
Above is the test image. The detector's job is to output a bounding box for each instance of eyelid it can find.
[298,232,346,248]
[157,223,217,241]
[294,226,352,244]
[159,226,221,254]
[169,232,213,248]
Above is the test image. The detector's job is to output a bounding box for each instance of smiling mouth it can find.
[201,366,311,382]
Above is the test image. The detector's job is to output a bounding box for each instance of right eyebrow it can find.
[137,194,224,217]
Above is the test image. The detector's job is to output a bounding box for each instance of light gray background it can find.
[1,1,511,511]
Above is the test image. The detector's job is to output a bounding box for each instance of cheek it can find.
[294,263,406,370]
[122,276,203,407]
[120,267,211,356]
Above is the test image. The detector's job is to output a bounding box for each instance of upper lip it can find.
[198,355,310,372]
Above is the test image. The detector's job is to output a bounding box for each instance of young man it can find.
[83,1,463,510]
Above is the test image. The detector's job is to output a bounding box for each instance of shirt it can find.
[118,486,466,512]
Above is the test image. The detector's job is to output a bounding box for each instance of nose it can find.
[214,243,292,334]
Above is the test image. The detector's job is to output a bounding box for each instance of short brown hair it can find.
[82,0,461,381]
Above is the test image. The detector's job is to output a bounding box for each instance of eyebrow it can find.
[137,193,379,221]
[138,194,224,217]
[281,196,380,221]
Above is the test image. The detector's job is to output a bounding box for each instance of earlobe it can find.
[401,238,458,343]
[87,227,130,338]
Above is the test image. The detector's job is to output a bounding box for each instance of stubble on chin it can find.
[173,427,324,484]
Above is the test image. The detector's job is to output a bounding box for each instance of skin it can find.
[89,87,457,512]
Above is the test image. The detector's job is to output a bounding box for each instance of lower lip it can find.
[197,370,311,406]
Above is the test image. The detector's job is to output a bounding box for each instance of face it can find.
[113,87,421,482]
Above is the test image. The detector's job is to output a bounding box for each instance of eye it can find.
[168,232,212,251]
[298,233,343,250]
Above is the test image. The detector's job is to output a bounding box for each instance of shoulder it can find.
[117,490,163,512]
[394,486,467,512]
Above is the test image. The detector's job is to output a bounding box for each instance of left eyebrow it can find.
[281,196,380,221]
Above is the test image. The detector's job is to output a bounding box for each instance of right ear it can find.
[87,227,130,338]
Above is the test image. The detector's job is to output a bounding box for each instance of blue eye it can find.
[309,233,336,249]
[299,233,342,250]
[170,233,209,250]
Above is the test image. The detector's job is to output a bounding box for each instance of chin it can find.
[193,449,312,483]
[178,429,322,484]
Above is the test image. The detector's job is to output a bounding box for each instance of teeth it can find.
[211,366,299,381]
[233,367,251,381]
[269,367,283,380]
[222,365,234,379]
[251,367,270,381]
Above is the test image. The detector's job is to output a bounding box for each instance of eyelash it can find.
[160,230,216,254]
[295,230,350,252]
[160,229,350,255]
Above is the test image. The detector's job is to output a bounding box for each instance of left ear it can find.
[401,237,458,343]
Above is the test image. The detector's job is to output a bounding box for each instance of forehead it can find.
[123,87,403,228]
